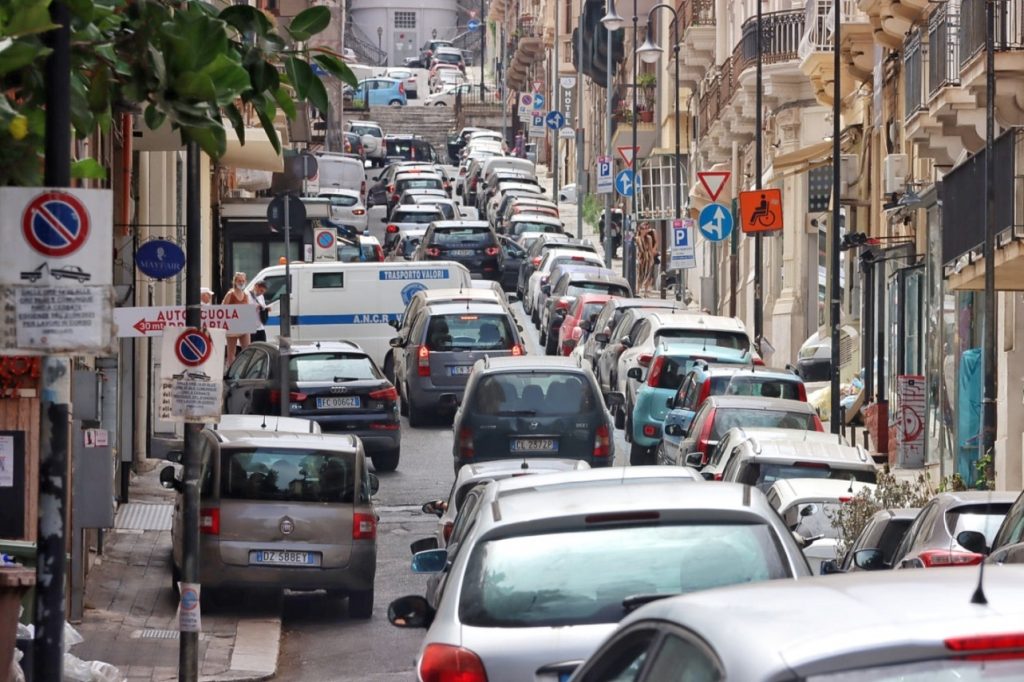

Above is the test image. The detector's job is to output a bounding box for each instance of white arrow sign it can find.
[113,304,260,338]
[703,206,726,239]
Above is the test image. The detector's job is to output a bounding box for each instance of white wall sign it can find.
[113,305,259,338]
[1,285,114,354]
[0,435,13,488]
[158,327,226,423]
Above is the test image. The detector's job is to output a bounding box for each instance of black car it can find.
[222,341,401,471]
[496,235,525,293]
[451,356,619,472]
[384,136,438,165]
[414,220,501,280]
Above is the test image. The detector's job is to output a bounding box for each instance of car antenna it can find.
[970,485,994,605]
[521,458,529,470]
[260,414,268,430]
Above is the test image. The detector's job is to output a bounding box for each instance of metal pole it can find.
[502,32,509,144]
[553,3,561,203]
[862,256,874,399]
[982,0,996,481]
[631,0,638,277]
[875,256,887,454]
[829,0,842,432]
[480,0,486,102]
[35,2,71,678]
[604,18,614,268]
[753,0,764,349]
[177,141,202,681]
[280,194,293,418]
[673,21,681,303]
[730,140,739,317]
[576,5,585,239]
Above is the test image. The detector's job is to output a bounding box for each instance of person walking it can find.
[249,280,269,343]
[222,271,250,364]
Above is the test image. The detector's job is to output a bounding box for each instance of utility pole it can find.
[753,0,764,351]
[35,2,72,678]
[982,0,997,481]
[479,0,486,102]
[829,0,842,433]
[553,2,560,203]
[629,0,638,287]
[603,11,614,268]
[576,3,585,239]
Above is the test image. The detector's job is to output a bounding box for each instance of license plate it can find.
[316,396,361,409]
[449,249,475,256]
[511,438,558,453]
[249,550,321,566]
[448,365,473,376]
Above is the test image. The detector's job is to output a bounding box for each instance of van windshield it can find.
[260,275,288,304]
[289,353,379,382]
[425,313,514,351]
[472,372,598,416]
[221,448,358,503]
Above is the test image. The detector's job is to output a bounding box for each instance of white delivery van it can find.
[310,152,367,201]
[248,261,472,366]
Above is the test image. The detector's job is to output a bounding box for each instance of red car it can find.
[557,294,613,356]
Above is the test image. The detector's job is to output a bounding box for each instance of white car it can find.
[347,120,385,167]
[430,66,464,92]
[318,189,368,232]
[385,68,419,99]
[425,83,495,106]
[524,249,604,317]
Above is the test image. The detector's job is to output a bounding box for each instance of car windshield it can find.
[350,125,381,137]
[744,463,877,492]
[392,211,441,224]
[472,372,598,416]
[459,523,789,628]
[945,504,1014,547]
[220,448,357,503]
[260,275,288,303]
[288,353,378,382]
[433,227,494,245]
[711,375,803,400]
[655,329,750,350]
[425,313,514,351]
[808,659,1024,681]
[711,408,816,439]
[567,282,631,297]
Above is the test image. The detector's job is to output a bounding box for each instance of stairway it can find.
[360,106,457,159]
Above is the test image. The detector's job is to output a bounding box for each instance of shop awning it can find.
[222,126,285,173]
[768,140,833,180]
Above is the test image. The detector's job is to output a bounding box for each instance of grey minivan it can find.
[161,430,379,618]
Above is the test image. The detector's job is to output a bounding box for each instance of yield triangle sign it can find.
[697,171,731,202]
[617,146,638,168]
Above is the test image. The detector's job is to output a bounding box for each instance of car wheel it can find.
[624,410,633,443]
[348,589,374,619]
[434,102,447,106]
[408,393,428,427]
[630,442,654,466]
[389,99,403,106]
[399,384,409,417]
[371,447,400,472]
[538,325,546,347]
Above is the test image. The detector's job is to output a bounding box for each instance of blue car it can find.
[350,77,407,107]
[626,342,752,465]
[658,363,807,462]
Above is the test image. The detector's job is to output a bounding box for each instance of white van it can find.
[310,152,367,201]
[248,261,473,365]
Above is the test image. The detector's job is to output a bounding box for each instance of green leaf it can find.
[272,86,296,120]
[182,124,227,159]
[87,65,110,112]
[285,56,313,99]
[219,4,272,37]
[5,2,59,38]
[245,56,279,93]
[71,157,108,180]
[312,53,357,88]
[286,6,330,42]
[69,72,94,135]
[223,102,245,144]
[200,54,250,104]
[0,40,50,77]
[174,72,217,102]
[253,103,281,155]
[306,72,329,115]
[144,104,166,130]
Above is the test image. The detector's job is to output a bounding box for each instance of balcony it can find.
[857,0,930,49]
[508,16,545,91]
[609,83,659,156]
[799,0,866,105]
[676,0,716,88]
[959,0,1024,126]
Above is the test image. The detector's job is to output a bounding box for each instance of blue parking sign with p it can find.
[674,227,688,247]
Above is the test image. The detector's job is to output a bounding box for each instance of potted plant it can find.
[636,72,657,121]
[638,106,654,123]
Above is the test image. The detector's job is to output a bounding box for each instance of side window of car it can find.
[576,628,659,682]
[682,377,701,409]
[893,503,935,562]
[641,631,724,682]
[242,350,270,379]
[447,487,484,559]
[629,320,650,346]
[993,496,1024,548]
[226,349,254,380]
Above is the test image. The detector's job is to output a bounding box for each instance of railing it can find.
[904,28,925,121]
[738,9,805,69]
[961,0,1024,68]
[798,0,832,60]
[346,23,387,66]
[679,0,716,33]
[928,2,959,97]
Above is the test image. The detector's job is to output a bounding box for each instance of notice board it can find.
[0,431,26,538]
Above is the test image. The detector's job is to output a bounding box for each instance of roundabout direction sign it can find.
[698,202,733,242]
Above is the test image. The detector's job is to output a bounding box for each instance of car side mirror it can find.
[619,337,632,348]
[368,473,380,495]
[411,548,448,573]
[820,559,842,575]
[684,452,704,468]
[421,499,447,517]
[603,391,625,410]
[580,319,592,332]
[852,548,886,571]
[389,336,405,348]
[409,537,439,555]
[389,319,401,330]
[541,284,551,295]
[626,367,643,381]
[594,332,609,343]
[159,466,181,492]
[956,529,989,555]
[388,595,435,629]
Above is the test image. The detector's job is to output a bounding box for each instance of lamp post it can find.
[601,0,625,269]
[576,0,586,239]
[377,26,383,65]
[754,0,763,350]
[829,0,841,432]
[636,3,681,298]
[628,0,638,289]
[982,0,997,483]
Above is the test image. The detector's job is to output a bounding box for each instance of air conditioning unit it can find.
[914,156,936,185]
[883,153,908,194]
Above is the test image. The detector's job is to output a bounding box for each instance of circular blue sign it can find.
[401,282,427,305]
[467,19,481,31]
[697,203,733,242]
[546,111,565,130]
[135,239,186,280]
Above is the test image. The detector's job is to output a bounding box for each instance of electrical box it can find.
[883,153,908,194]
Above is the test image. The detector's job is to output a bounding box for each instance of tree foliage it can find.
[0,0,357,185]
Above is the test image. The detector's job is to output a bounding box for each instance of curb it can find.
[202,617,281,682]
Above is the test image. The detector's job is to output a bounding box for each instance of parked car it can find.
[430,45,466,72]
[391,300,525,426]
[685,426,846,482]
[419,38,454,66]
[540,270,632,355]
[336,235,384,262]
[161,430,379,617]
[556,293,611,357]
[988,489,1024,564]
[451,356,620,471]
[823,507,920,573]
[389,477,811,682]
[350,77,407,107]
[383,205,444,251]
[446,126,491,163]
[525,249,605,320]
[496,234,525,293]
[570,566,1024,681]
[425,82,498,106]
[383,135,438,165]
[222,340,401,471]
[519,235,596,297]
[889,490,1018,569]
[318,189,368,232]
[386,228,426,261]
[368,163,438,207]
[384,67,418,99]
[581,298,682,374]
[341,131,365,161]
[346,120,385,166]
[414,220,502,280]
[505,214,564,239]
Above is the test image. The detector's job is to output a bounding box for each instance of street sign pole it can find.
[280,194,293,418]
[604,23,613,269]
[36,3,72,678]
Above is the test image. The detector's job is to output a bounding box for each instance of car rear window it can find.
[711,408,816,439]
[424,313,514,351]
[945,503,1014,547]
[512,222,561,235]
[710,376,803,400]
[392,210,441,224]
[656,330,750,350]
[387,140,433,160]
[436,53,462,64]
[459,523,789,628]
[350,125,381,137]
[743,462,877,492]
[471,372,598,416]
[324,194,359,207]
[568,282,631,298]
[432,227,495,245]
[552,255,601,268]
[288,353,378,382]
[221,448,358,503]
[397,177,442,191]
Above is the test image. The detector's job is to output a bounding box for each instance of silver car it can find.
[570,565,1024,681]
[388,478,810,682]
[161,430,379,618]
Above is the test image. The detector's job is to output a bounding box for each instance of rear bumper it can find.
[197,542,376,592]
[455,453,613,471]
[408,380,466,412]
[316,422,401,452]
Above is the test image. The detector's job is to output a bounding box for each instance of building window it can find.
[394,11,416,29]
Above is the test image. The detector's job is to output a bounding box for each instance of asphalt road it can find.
[274,301,629,680]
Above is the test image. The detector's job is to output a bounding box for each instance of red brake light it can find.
[531,256,542,265]
[420,643,487,682]
[812,414,825,431]
[269,390,307,405]
[642,424,659,437]
[694,408,716,462]
[353,512,377,540]
[374,245,385,261]
[647,356,666,387]
[398,82,405,94]
[458,427,475,459]
[369,386,399,401]
[511,344,523,356]
[571,255,586,261]
[594,424,611,457]
[427,247,441,257]
[442,521,454,542]
[353,208,366,216]
[417,345,431,376]
[638,353,653,367]
[752,356,765,366]
[387,184,395,193]
[946,633,1024,660]
[697,379,712,406]
[386,224,399,233]
[797,382,808,401]
[200,508,220,535]
[919,549,984,567]
[484,246,500,256]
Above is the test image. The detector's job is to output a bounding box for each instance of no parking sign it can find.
[159,327,226,423]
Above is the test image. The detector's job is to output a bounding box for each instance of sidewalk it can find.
[74,467,281,682]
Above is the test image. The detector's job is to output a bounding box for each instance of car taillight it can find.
[386,224,399,234]
[387,184,395,193]
[442,521,454,543]
[373,245,384,261]
[638,353,653,367]
[398,82,405,94]
[753,356,765,366]
[946,633,1024,660]
[484,246,499,256]
[420,643,487,682]
[269,390,307,405]
[353,208,366,216]
[369,422,400,430]
[511,344,523,356]
[919,549,984,567]
[797,383,808,402]
[200,508,219,535]
[391,193,400,202]
[369,386,399,401]
[694,408,716,462]
[457,427,475,459]
[531,256,542,265]
[417,345,431,376]
[427,247,441,257]
[554,299,570,312]
[812,414,825,431]
[697,379,712,406]
[594,424,611,457]
[353,512,377,540]
[647,355,667,387]
[642,424,659,437]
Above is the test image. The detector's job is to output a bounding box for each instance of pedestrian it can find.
[200,287,214,305]
[222,272,250,364]
[249,280,270,343]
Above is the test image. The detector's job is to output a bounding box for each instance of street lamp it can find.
[601,1,626,31]
[601,0,625,268]
[636,4,681,299]
[377,26,383,65]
